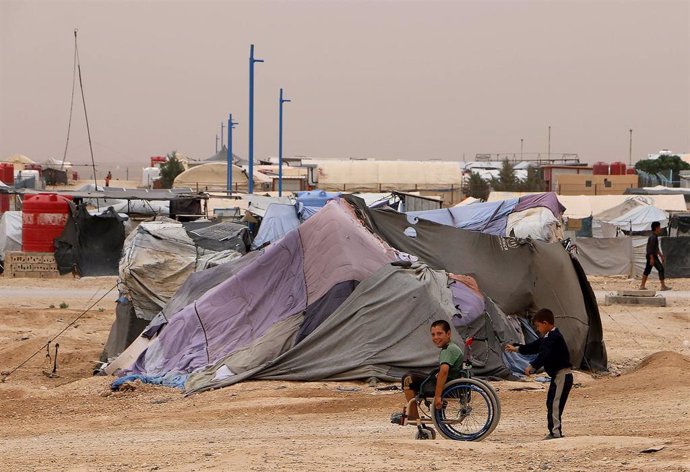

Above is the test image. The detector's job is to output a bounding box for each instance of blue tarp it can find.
[295,190,342,208]
[251,204,300,249]
[407,199,519,236]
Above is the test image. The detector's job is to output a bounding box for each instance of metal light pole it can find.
[278,88,291,196]
[227,113,238,194]
[520,138,524,161]
[629,129,633,167]
[547,125,551,162]
[248,44,264,194]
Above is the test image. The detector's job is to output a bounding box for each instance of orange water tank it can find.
[610,161,627,175]
[22,194,73,252]
[592,162,609,175]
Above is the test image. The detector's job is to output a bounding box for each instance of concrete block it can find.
[605,294,666,307]
[617,290,656,297]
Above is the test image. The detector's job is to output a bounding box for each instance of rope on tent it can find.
[60,29,78,170]
[597,302,645,348]
[0,283,117,383]
[193,301,211,363]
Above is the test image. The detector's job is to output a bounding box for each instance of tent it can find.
[407,192,565,241]
[54,203,126,276]
[345,195,606,373]
[174,163,249,192]
[119,219,247,321]
[108,198,605,393]
[103,219,248,361]
[0,211,22,268]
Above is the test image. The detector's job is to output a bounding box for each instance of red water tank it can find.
[626,168,637,175]
[22,194,73,252]
[150,156,166,167]
[0,195,9,213]
[592,162,609,175]
[610,161,627,175]
[0,162,14,184]
[72,171,79,180]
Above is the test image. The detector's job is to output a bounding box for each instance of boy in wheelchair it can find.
[391,319,464,424]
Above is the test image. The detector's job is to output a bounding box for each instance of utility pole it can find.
[547,125,551,162]
[215,134,219,154]
[278,88,291,196]
[227,113,238,194]
[520,138,524,161]
[248,44,264,194]
[220,122,225,148]
[629,129,633,167]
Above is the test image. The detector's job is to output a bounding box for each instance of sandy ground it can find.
[0,275,689,472]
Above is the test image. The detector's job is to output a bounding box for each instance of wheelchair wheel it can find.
[415,426,436,440]
[473,378,501,436]
[431,378,498,441]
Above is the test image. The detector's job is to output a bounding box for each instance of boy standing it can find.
[640,221,671,291]
[505,308,573,440]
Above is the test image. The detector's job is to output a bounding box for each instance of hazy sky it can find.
[1,0,688,172]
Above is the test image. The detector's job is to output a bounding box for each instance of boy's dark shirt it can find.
[516,327,571,377]
[646,233,659,257]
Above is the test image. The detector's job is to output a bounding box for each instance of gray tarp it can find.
[574,237,633,276]
[119,220,242,320]
[345,196,606,372]
[185,262,456,393]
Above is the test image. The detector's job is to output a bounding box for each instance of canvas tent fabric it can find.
[103,252,264,373]
[407,192,564,241]
[0,211,21,263]
[119,220,243,320]
[593,204,668,236]
[660,237,690,278]
[250,203,300,249]
[174,163,248,191]
[573,237,633,276]
[54,203,126,276]
[310,159,462,191]
[120,201,398,386]
[184,262,457,393]
[345,196,606,372]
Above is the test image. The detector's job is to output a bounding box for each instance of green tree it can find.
[467,171,490,200]
[635,154,690,175]
[159,151,185,189]
[517,165,546,192]
[490,159,518,191]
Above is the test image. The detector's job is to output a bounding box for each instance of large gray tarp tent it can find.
[110,199,604,393]
[345,196,606,371]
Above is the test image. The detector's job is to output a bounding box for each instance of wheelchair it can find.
[395,338,501,441]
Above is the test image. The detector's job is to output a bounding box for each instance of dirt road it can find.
[1,276,688,472]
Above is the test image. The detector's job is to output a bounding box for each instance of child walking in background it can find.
[505,308,573,440]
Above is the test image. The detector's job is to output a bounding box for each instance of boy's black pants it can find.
[547,368,573,437]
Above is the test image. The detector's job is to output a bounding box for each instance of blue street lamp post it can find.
[227,113,238,194]
[278,88,291,196]
[248,44,264,194]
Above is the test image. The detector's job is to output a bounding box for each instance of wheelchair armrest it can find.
[417,368,440,396]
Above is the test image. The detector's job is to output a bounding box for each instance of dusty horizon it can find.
[1,0,688,171]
